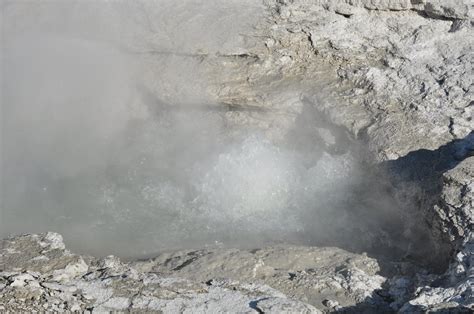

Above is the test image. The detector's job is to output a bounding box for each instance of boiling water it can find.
[2,0,417,260]
[3,95,367,257]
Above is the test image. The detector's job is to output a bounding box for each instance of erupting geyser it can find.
[2,1,472,312]
[1,0,433,261]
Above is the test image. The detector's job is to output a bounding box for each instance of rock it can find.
[252,297,321,313]
[423,0,474,20]
[1,232,94,275]
[434,156,474,243]
[9,273,36,288]
[131,246,389,308]
[400,158,474,312]
[1,233,321,312]
[254,0,474,160]
[51,258,88,282]
[322,298,341,310]
[40,232,66,251]
[99,297,131,311]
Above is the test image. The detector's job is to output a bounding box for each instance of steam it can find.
[2,0,415,259]
[4,34,135,176]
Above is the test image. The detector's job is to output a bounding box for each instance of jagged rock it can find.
[435,156,474,242]
[401,158,474,312]
[0,233,323,312]
[131,246,388,308]
[1,232,93,275]
[422,0,474,20]
[242,0,474,160]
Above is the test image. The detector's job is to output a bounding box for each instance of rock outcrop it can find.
[213,0,473,160]
[0,233,321,312]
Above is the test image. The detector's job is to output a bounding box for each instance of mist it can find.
[2,0,419,259]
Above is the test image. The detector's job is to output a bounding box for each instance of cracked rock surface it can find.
[214,0,473,160]
[0,232,419,312]
[2,232,368,313]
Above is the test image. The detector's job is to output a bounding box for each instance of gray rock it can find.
[435,157,474,243]
[131,246,388,308]
[1,233,321,312]
[243,0,474,160]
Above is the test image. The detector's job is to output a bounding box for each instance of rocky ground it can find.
[1,0,473,312]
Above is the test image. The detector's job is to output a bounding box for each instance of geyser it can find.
[1,0,439,269]
[2,1,472,312]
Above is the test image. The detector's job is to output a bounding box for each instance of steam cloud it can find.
[2,0,412,259]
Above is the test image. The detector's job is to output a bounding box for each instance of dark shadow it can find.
[138,84,271,115]
[381,131,474,271]
[249,297,270,313]
[338,292,473,314]
[335,293,395,313]
[286,97,471,279]
[336,293,473,314]
[429,306,474,313]
[383,131,473,183]
[337,132,473,313]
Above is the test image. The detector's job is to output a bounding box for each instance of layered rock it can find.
[401,157,473,312]
[0,233,320,312]
[215,0,473,160]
